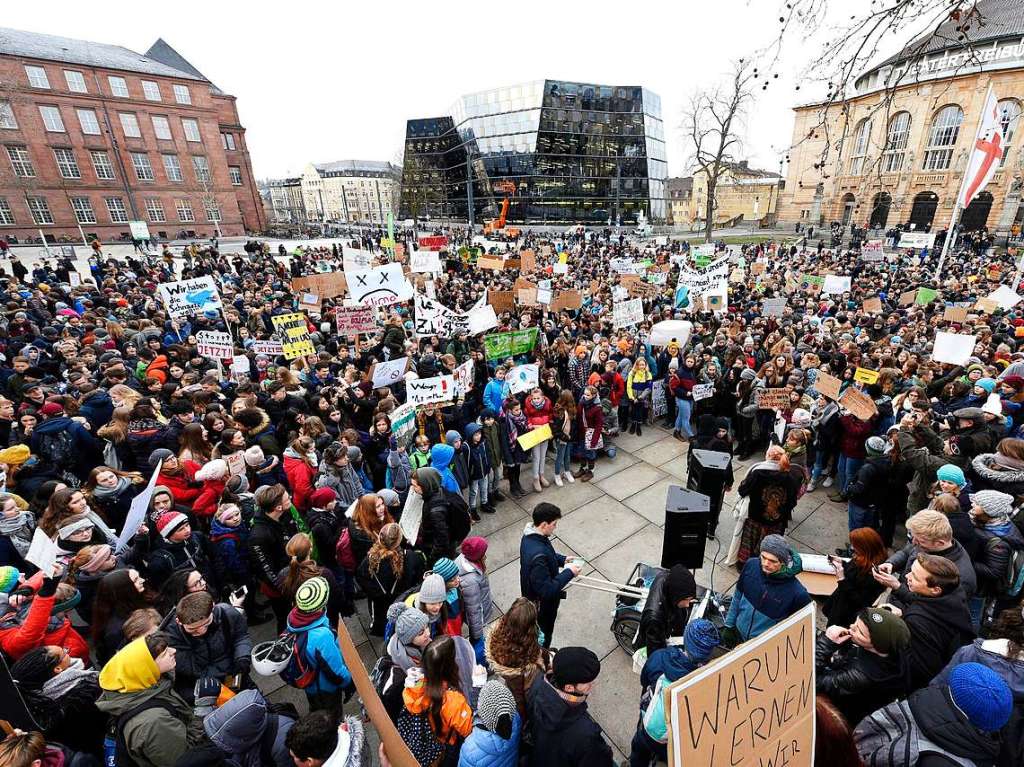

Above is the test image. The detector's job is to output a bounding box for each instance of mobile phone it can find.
[232,585,248,601]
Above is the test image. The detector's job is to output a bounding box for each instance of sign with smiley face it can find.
[348,264,415,307]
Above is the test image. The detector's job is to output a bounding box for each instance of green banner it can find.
[484,328,538,360]
[915,287,938,305]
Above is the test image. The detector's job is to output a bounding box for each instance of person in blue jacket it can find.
[284,576,353,712]
[519,502,581,648]
[430,442,461,493]
[458,679,521,767]
[723,534,811,646]
[484,366,509,415]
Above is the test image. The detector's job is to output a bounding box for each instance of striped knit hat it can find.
[295,576,330,613]
[476,680,517,735]
[432,557,460,583]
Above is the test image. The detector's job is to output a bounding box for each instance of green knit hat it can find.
[295,576,329,613]
[0,566,20,594]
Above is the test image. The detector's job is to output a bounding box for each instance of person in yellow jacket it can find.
[625,358,654,436]
[401,635,473,756]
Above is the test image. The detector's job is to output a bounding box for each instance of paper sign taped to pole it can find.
[932,331,976,366]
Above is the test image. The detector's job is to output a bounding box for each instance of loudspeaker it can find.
[661,484,710,569]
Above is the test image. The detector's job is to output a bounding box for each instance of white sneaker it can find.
[564,471,575,484]
[806,480,817,493]
[554,474,564,487]
[822,476,834,488]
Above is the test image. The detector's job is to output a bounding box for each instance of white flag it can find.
[959,90,1004,209]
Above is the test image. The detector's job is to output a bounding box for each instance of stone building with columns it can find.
[778,0,1024,241]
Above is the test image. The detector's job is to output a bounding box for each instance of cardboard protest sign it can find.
[370,357,409,388]
[513,277,536,293]
[814,371,842,401]
[751,261,767,275]
[298,292,321,316]
[692,383,714,401]
[406,375,455,406]
[477,254,506,270]
[822,275,852,295]
[292,272,347,299]
[251,340,283,356]
[335,306,378,335]
[862,296,883,314]
[667,603,815,767]
[517,423,552,451]
[536,287,552,305]
[454,358,474,395]
[517,288,538,307]
[488,290,515,314]
[839,387,878,420]
[729,268,746,284]
[853,367,879,385]
[613,298,644,329]
[348,264,414,307]
[943,306,969,323]
[196,330,234,360]
[394,243,405,261]
[520,250,536,273]
[158,276,223,318]
[756,388,790,410]
[932,331,976,366]
[975,297,1000,314]
[629,281,658,298]
[271,312,314,360]
[551,290,583,312]
[898,289,918,306]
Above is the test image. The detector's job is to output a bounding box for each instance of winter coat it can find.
[847,455,891,509]
[484,379,508,415]
[725,556,811,642]
[837,414,876,458]
[480,420,503,472]
[974,523,1024,596]
[316,463,364,508]
[18,673,105,757]
[899,585,976,689]
[464,425,492,481]
[0,589,90,661]
[933,638,1024,699]
[192,477,226,520]
[524,397,553,428]
[887,540,977,602]
[209,519,250,590]
[202,688,295,767]
[124,418,166,473]
[282,450,316,512]
[165,604,252,701]
[519,524,572,608]
[94,676,192,767]
[30,416,101,481]
[307,507,342,570]
[969,453,1024,496]
[146,531,217,592]
[420,487,463,566]
[499,413,530,464]
[484,634,549,720]
[429,444,461,493]
[156,462,202,506]
[577,399,604,450]
[737,460,801,527]
[815,632,910,727]
[355,548,425,604]
[526,674,614,767]
[402,681,473,746]
[638,568,690,656]
[821,559,885,628]
[458,713,521,767]
[248,512,290,594]
[285,612,352,694]
[456,553,492,642]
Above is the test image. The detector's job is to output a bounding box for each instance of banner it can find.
[414,293,491,337]
[483,328,539,360]
[348,264,414,307]
[417,235,448,250]
[897,231,935,249]
[666,603,815,767]
[271,312,314,360]
[335,306,379,335]
[370,357,409,388]
[158,276,223,318]
[677,256,729,298]
[613,298,644,329]
[251,340,283,356]
[407,375,455,406]
[959,89,1003,208]
[196,330,233,360]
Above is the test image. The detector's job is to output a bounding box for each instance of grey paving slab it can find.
[587,449,639,482]
[658,453,691,482]
[788,501,848,555]
[594,463,667,501]
[557,495,650,561]
[611,426,670,453]
[470,496,529,537]
[487,560,524,613]
[591,523,667,584]
[623,477,678,526]
[517,477,604,515]
[477,518,529,571]
[587,645,642,754]
[631,435,690,466]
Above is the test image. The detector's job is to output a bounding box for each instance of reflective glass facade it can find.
[400,80,667,224]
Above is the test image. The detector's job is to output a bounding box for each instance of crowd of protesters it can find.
[0,222,1020,767]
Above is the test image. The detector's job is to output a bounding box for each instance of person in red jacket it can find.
[575,385,605,482]
[283,436,317,513]
[150,448,202,505]
[0,572,89,662]
[192,458,229,520]
[524,388,553,493]
[829,407,878,503]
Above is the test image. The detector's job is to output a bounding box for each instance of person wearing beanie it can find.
[969,488,1024,596]
[191,459,230,519]
[243,445,265,468]
[284,576,353,711]
[846,434,894,534]
[0,565,20,594]
[410,572,452,639]
[631,619,720,766]
[456,536,493,663]
[855,661,1012,766]
[527,645,613,767]
[723,535,810,646]
[459,678,522,767]
[638,564,697,656]
[152,450,203,507]
[386,602,432,670]
[427,557,465,637]
[444,428,471,493]
[816,606,912,727]
[148,508,218,594]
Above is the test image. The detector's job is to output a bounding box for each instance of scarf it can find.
[41,660,96,699]
[0,511,34,556]
[91,476,131,499]
[80,544,114,574]
[287,606,323,628]
[506,410,527,448]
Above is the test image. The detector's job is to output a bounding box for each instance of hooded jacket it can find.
[973,521,1024,596]
[933,638,1024,699]
[899,585,976,689]
[202,689,294,767]
[402,679,473,746]
[30,416,101,480]
[455,552,492,642]
[638,568,694,656]
[526,674,614,767]
[464,423,492,482]
[165,603,252,701]
[430,443,461,493]
[285,610,352,694]
[969,452,1024,496]
[725,555,811,642]
[459,711,522,767]
[282,448,316,512]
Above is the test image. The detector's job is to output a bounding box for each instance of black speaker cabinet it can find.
[662,484,710,569]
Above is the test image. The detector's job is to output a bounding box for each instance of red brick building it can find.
[0,28,265,243]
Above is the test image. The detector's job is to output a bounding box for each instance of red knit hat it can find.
[309,487,337,508]
[39,402,64,417]
[156,511,189,539]
[460,536,488,562]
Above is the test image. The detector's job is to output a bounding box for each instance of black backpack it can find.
[442,489,472,545]
[368,655,406,723]
[36,429,78,483]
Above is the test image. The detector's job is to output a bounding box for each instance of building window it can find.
[131,152,154,181]
[162,154,183,182]
[76,108,101,136]
[221,132,236,151]
[229,166,242,185]
[63,70,87,93]
[176,199,195,222]
[90,150,115,180]
[0,198,13,225]
[7,146,35,177]
[998,99,1022,168]
[53,148,81,179]
[173,84,191,105]
[182,118,201,142]
[192,155,211,183]
[883,112,912,172]
[205,203,221,222]
[108,76,129,98]
[849,118,872,175]
[0,100,17,129]
[38,105,65,132]
[71,197,96,224]
[27,196,53,225]
[118,112,141,139]
[145,198,166,222]
[142,80,161,101]
[105,197,129,223]
[923,105,963,171]
[25,65,49,89]
[151,115,172,141]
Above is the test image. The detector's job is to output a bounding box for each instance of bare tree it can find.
[682,61,755,243]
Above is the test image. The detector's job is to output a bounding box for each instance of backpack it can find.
[395,706,445,767]
[278,631,318,689]
[442,490,472,545]
[369,655,406,723]
[114,698,182,767]
[336,528,356,572]
[388,449,411,493]
[36,429,77,482]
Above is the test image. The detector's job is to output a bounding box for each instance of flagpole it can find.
[935,84,995,280]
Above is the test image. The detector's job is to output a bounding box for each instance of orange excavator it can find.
[484,181,516,234]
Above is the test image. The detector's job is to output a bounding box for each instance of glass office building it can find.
[400,80,667,225]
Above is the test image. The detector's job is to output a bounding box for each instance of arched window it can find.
[998,99,1021,167]
[883,112,911,172]
[849,118,872,175]
[923,105,963,170]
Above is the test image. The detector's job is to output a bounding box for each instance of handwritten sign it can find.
[822,275,852,295]
[613,298,644,329]
[271,312,314,360]
[406,375,454,406]
[692,383,714,401]
[417,235,448,250]
[251,340,283,356]
[507,364,540,395]
[863,296,883,314]
[370,357,409,388]
[853,367,879,385]
[756,388,790,410]
[861,240,885,261]
[943,306,969,323]
[335,306,378,335]
[409,250,442,273]
[196,330,234,360]
[488,290,515,314]
[477,254,506,271]
[814,371,842,401]
[292,272,347,299]
[348,264,414,307]
[454,358,474,395]
[551,290,582,312]
[520,249,536,273]
[839,386,878,420]
[158,276,222,318]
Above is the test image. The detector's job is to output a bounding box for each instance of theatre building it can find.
[778,0,1024,240]
[0,27,264,243]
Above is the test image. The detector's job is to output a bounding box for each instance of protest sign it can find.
[729,268,745,284]
[652,380,667,417]
[814,371,842,401]
[762,298,786,317]
[196,330,233,360]
[975,297,1000,314]
[751,261,767,275]
[756,388,790,410]
[225,451,246,477]
[158,276,223,318]
[692,383,714,401]
[467,304,498,335]
[292,272,348,298]
[335,306,378,335]
[943,306,969,323]
[271,312,314,359]
[551,290,583,312]
[251,340,283,356]
[390,402,417,448]
[517,424,552,451]
[862,296,883,314]
[508,364,540,395]
[514,277,536,292]
[517,288,538,307]
[822,275,852,295]
[488,290,514,314]
[611,258,644,274]
[477,254,505,270]
[520,249,536,273]
[414,293,490,337]
[26,528,59,573]
[798,274,824,293]
[483,329,538,360]
[342,248,372,273]
[898,289,918,306]
[915,287,938,305]
[394,243,405,261]
[861,240,885,261]
[348,264,414,307]
[665,603,814,767]
[298,292,321,316]
[230,355,250,381]
[406,375,455,406]
[409,250,442,273]
[853,367,879,385]
[986,284,1023,310]
[613,298,644,329]
[898,231,936,249]
[677,257,729,298]
[839,387,878,420]
[115,461,163,554]
[933,331,976,366]
[552,262,569,276]
[398,491,423,559]
[370,357,409,388]
[417,235,448,250]
[454,359,474,395]
[536,287,552,305]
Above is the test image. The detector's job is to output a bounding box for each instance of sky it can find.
[3,0,926,180]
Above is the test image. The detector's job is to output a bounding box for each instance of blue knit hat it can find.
[948,662,1013,732]
[445,429,462,445]
[976,377,996,394]
[936,464,966,487]
[0,566,20,594]
[684,619,720,661]
[432,557,460,583]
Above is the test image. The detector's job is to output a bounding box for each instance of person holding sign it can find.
[524,387,553,493]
